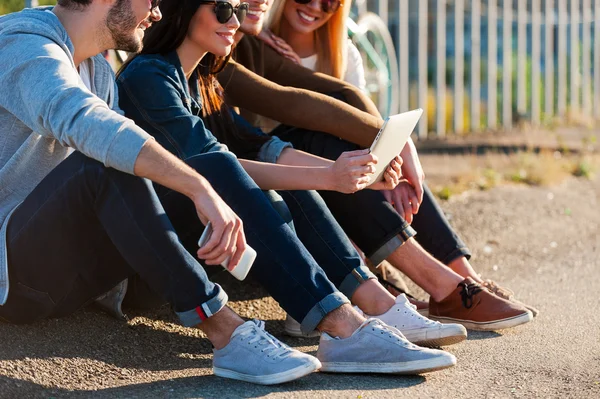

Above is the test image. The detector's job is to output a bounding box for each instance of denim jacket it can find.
[117,51,291,163]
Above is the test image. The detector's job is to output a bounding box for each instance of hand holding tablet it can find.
[367,109,423,185]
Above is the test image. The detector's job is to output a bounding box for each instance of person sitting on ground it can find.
[214,0,538,332]
[262,0,541,318]
[116,0,468,349]
[0,0,457,385]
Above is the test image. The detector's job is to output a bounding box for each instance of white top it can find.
[78,59,94,92]
[258,40,367,132]
[299,40,367,92]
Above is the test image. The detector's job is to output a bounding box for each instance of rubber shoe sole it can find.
[403,324,468,347]
[429,310,533,331]
[283,323,320,338]
[319,354,457,375]
[213,357,321,385]
[419,305,538,318]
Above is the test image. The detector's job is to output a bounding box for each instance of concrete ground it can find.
[0,163,599,398]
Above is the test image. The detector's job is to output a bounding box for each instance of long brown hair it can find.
[267,0,352,79]
[118,0,268,156]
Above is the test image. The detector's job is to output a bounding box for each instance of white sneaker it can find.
[284,314,320,338]
[317,318,456,374]
[366,295,467,347]
[213,320,321,385]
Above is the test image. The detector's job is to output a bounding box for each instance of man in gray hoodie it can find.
[0,0,456,385]
[0,0,327,385]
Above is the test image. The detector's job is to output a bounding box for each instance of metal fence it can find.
[368,0,600,138]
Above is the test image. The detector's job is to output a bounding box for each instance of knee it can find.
[185,151,251,183]
[264,190,293,225]
[186,151,239,172]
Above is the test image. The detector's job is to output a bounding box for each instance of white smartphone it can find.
[197,221,256,281]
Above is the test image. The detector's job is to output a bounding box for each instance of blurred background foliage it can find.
[0,1,56,15]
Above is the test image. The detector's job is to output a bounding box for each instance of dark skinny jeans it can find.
[271,125,472,266]
[0,151,348,333]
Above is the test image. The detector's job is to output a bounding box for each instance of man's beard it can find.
[106,0,142,53]
[240,19,263,36]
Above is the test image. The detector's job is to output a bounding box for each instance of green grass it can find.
[431,151,599,200]
[0,0,56,16]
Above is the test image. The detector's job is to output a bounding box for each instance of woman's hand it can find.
[193,186,246,271]
[382,180,420,224]
[326,149,377,193]
[256,28,302,64]
[367,155,403,191]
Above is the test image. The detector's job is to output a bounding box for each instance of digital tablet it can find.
[368,108,423,184]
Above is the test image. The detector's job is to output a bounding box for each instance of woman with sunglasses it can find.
[117,0,457,384]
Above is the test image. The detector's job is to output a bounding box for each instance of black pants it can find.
[272,125,471,266]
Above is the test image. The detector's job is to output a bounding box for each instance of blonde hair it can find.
[267,0,351,79]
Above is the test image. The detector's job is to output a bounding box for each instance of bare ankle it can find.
[351,279,395,316]
[196,306,244,350]
[448,257,484,283]
[317,304,365,339]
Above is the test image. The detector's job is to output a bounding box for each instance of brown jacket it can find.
[217,35,383,148]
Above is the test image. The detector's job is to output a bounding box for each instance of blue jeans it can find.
[271,190,375,299]
[272,126,472,265]
[0,151,348,333]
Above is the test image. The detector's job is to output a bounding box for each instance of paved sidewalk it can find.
[0,174,599,398]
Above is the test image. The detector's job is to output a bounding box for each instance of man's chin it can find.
[116,37,142,53]
[240,23,262,37]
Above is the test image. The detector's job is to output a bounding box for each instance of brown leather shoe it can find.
[481,279,540,317]
[428,278,533,331]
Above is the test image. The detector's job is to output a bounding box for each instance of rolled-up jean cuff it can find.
[442,247,472,265]
[338,266,377,299]
[176,284,228,327]
[368,225,417,266]
[257,137,293,163]
[300,292,349,334]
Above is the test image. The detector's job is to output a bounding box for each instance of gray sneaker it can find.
[316,318,456,374]
[213,320,321,385]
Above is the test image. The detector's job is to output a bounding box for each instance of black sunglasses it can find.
[293,0,342,14]
[198,1,249,24]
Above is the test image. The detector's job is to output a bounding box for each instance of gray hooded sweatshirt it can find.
[0,8,152,305]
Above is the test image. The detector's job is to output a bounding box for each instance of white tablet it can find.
[368,108,423,184]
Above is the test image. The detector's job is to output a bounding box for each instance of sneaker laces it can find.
[482,279,514,300]
[401,297,439,326]
[458,281,483,309]
[238,320,292,360]
[366,319,416,349]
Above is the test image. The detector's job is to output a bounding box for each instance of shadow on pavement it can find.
[466,331,503,340]
[0,372,426,399]
[0,309,214,372]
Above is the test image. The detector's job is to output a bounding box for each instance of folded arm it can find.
[219,61,382,148]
